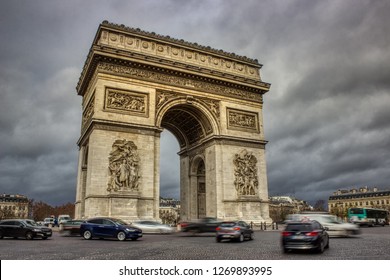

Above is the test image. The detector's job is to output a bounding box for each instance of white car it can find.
[285,214,361,237]
[131,220,174,234]
[58,215,71,225]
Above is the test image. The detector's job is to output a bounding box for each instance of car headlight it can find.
[33,229,42,232]
[125,228,136,232]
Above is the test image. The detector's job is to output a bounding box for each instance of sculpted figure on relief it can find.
[107,139,140,192]
[233,149,259,196]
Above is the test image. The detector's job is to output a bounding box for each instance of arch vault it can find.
[74,21,272,223]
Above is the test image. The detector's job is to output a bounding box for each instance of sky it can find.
[0,0,389,207]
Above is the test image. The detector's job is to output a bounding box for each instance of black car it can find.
[180,217,221,233]
[216,221,254,242]
[80,217,143,241]
[0,219,52,240]
[281,220,329,253]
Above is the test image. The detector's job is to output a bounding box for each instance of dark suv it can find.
[0,219,52,240]
[281,220,329,253]
[80,217,143,241]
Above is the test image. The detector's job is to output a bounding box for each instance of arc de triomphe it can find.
[74,21,272,224]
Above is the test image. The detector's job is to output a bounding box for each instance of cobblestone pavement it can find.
[1,226,390,260]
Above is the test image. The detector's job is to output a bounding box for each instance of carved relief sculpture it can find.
[107,139,140,192]
[82,95,94,129]
[105,88,147,115]
[233,149,259,196]
[227,108,259,132]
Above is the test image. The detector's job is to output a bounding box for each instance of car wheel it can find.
[317,240,325,253]
[117,231,126,241]
[83,230,92,240]
[238,233,244,242]
[0,230,4,239]
[25,231,34,240]
[249,232,254,240]
[325,239,329,249]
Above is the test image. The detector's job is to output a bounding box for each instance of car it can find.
[216,221,254,242]
[180,217,222,233]
[281,220,329,253]
[43,217,55,227]
[131,220,174,234]
[285,213,360,237]
[79,217,143,241]
[59,219,84,236]
[0,219,52,240]
[58,215,71,225]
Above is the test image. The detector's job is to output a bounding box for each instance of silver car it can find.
[216,221,254,242]
[131,220,174,234]
[285,214,360,237]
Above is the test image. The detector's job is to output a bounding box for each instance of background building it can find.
[159,197,180,225]
[269,196,312,222]
[0,194,29,219]
[328,187,390,219]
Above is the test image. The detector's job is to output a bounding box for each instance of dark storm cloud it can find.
[0,0,389,206]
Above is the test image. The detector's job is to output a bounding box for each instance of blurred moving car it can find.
[180,217,221,233]
[131,220,174,234]
[58,214,71,225]
[43,217,55,227]
[59,219,84,236]
[80,217,143,241]
[0,219,52,240]
[281,220,329,253]
[216,221,254,242]
[285,213,360,237]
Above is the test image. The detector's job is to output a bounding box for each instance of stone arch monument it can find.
[74,21,272,224]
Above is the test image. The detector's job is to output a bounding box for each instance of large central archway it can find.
[74,21,272,224]
[158,99,218,221]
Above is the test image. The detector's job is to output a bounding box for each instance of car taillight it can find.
[216,227,221,231]
[305,231,319,236]
[181,223,188,228]
[282,231,291,236]
[233,227,241,231]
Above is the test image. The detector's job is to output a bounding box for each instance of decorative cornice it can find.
[178,134,268,156]
[99,21,261,65]
[77,21,271,97]
[77,119,162,147]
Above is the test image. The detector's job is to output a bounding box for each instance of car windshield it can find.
[286,224,313,231]
[25,220,38,226]
[220,222,236,227]
[111,218,128,225]
[322,216,341,224]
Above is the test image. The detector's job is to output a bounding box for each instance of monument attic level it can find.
[74,21,271,224]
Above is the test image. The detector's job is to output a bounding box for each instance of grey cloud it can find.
[0,0,389,207]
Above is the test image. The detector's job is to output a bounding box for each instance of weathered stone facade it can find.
[75,21,272,223]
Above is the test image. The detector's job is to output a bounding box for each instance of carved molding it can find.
[156,89,220,119]
[97,62,263,103]
[82,94,94,129]
[98,28,261,81]
[105,87,148,116]
[227,108,259,132]
[233,149,259,197]
[107,139,141,193]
